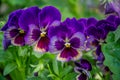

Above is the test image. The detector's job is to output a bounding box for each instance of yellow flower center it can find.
[19,29,25,34]
[65,42,71,48]
[40,32,46,37]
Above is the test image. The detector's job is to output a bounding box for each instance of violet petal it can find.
[39,6,61,27]
[19,6,41,32]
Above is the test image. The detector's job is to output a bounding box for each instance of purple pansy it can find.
[85,15,120,50]
[78,18,99,50]
[1,9,27,46]
[48,18,85,62]
[86,15,119,40]
[96,15,120,35]
[23,6,61,53]
[74,59,92,80]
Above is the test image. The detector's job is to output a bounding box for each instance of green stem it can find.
[95,66,103,78]
[47,64,53,74]
[47,64,56,80]
[10,69,25,80]
[13,46,26,80]
[25,46,32,76]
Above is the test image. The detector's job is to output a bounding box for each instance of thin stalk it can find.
[95,66,103,78]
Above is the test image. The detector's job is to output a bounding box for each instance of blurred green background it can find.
[0,0,105,79]
[0,0,104,20]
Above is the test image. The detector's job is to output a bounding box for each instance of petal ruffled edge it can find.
[39,6,61,27]
[19,6,41,32]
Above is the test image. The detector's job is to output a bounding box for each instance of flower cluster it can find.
[1,6,120,63]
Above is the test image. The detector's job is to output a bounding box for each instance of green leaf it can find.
[63,72,77,80]
[102,48,120,74]
[18,46,28,56]
[27,77,42,80]
[40,53,55,60]
[0,74,6,80]
[47,74,56,77]
[0,50,6,63]
[32,52,43,58]
[112,74,120,80]
[52,58,59,75]
[106,32,115,43]
[8,0,26,6]
[102,27,120,80]
[3,63,17,76]
[114,26,120,42]
[38,69,51,80]
[60,66,73,78]
[33,63,44,72]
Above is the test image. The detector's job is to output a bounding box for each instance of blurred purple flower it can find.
[105,0,120,16]
[48,18,85,61]
[96,15,120,34]
[105,2,115,14]
[23,6,61,53]
[74,59,92,80]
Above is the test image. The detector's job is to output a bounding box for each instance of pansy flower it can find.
[1,9,27,46]
[96,15,120,35]
[86,15,120,40]
[48,18,85,61]
[1,8,24,49]
[85,15,120,50]
[22,6,61,53]
[74,59,92,80]
[78,17,99,50]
